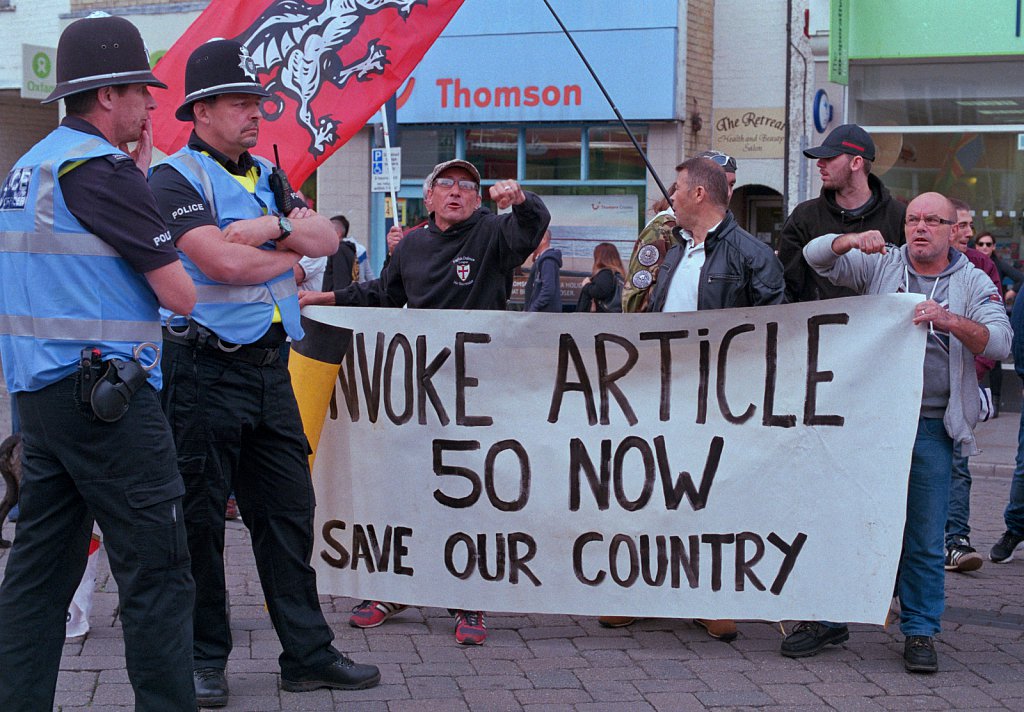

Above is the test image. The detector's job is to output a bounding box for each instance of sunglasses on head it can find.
[701,151,737,172]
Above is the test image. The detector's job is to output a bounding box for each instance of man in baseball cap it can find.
[0,12,198,711]
[778,123,906,303]
[802,123,877,162]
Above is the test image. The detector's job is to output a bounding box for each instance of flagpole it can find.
[541,0,672,204]
[379,105,400,228]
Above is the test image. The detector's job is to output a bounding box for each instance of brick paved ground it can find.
[1,405,1023,710]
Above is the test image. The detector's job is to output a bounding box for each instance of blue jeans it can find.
[812,418,950,636]
[945,442,971,544]
[1004,400,1024,535]
[899,417,953,637]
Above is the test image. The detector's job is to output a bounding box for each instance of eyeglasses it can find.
[433,177,478,191]
[905,214,955,228]
[976,240,994,247]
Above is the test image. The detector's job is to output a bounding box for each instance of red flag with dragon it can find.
[151,0,464,185]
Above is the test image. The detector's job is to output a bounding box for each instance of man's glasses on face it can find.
[433,177,478,192]
[977,240,994,247]
[905,214,955,228]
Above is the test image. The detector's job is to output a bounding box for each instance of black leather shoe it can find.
[780,621,849,658]
[280,655,381,692]
[193,667,228,708]
[903,635,938,673]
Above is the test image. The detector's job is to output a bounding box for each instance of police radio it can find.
[268,144,296,215]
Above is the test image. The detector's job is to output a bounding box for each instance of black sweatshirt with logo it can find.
[333,192,550,310]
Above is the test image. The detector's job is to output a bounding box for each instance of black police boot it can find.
[280,655,381,692]
[193,667,228,708]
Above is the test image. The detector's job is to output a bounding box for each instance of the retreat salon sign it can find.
[297,294,925,624]
[714,108,787,159]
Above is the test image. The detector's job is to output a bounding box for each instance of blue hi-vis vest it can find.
[157,148,301,344]
[0,126,164,393]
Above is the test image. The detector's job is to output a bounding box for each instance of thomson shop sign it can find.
[397,0,678,123]
[21,44,57,101]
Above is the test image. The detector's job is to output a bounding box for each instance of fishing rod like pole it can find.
[541,0,673,204]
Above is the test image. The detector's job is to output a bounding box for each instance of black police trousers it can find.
[0,376,195,712]
[160,340,340,677]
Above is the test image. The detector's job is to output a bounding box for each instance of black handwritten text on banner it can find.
[301,295,926,624]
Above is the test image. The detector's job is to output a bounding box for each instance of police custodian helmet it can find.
[174,39,270,122]
[42,12,166,104]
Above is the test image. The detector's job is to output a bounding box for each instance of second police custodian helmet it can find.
[174,39,270,121]
[43,12,167,104]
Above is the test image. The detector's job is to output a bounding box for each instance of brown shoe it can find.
[598,616,637,628]
[694,618,737,641]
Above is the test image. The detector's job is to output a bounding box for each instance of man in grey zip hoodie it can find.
[782,192,1010,674]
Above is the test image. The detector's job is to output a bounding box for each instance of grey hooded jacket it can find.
[804,234,1011,455]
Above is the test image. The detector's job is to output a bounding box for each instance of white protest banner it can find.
[297,294,926,624]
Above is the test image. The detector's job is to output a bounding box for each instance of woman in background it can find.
[576,242,625,313]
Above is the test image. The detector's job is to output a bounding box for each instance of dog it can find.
[0,432,22,548]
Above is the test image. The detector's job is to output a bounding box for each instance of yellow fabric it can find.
[287,349,341,472]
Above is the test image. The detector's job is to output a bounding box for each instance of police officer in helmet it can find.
[0,13,197,711]
[148,39,380,706]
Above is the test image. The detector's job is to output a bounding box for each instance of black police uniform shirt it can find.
[59,116,179,274]
[148,131,301,242]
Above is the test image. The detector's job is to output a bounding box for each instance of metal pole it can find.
[379,105,400,229]
[541,0,672,204]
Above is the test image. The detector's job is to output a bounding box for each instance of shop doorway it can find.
[731,185,784,250]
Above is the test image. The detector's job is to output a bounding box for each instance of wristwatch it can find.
[273,215,293,242]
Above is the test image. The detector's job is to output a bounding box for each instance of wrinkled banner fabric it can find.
[290,294,926,624]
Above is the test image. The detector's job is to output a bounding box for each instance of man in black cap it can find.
[148,39,379,705]
[778,123,906,303]
[0,13,198,711]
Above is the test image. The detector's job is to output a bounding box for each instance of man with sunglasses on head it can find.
[299,159,550,645]
[622,150,738,313]
[787,192,1010,674]
[779,124,907,304]
[598,155,783,643]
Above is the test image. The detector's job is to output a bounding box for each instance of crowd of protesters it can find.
[1,13,1024,711]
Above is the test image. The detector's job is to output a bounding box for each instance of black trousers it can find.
[0,377,195,712]
[161,340,338,677]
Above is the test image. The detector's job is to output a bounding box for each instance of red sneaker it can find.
[454,610,487,645]
[224,495,239,521]
[349,600,407,628]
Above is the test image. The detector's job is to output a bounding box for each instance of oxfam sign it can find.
[31,51,51,79]
[21,44,56,101]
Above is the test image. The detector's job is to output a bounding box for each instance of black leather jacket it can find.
[647,211,785,312]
